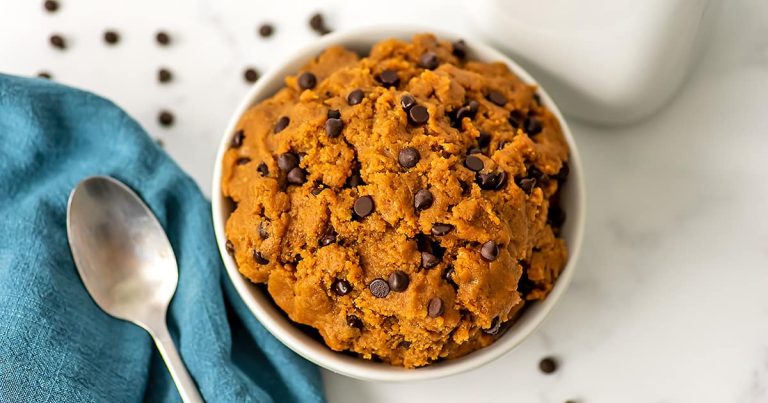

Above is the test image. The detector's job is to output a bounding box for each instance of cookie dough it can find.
[222,34,569,368]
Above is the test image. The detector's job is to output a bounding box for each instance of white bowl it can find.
[211,26,586,382]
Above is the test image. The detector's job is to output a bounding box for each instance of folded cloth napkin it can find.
[0,74,325,403]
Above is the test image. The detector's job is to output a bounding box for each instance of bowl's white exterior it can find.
[211,26,586,382]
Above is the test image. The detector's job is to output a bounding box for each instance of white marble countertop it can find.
[3,0,768,402]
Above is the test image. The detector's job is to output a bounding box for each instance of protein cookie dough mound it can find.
[222,34,570,368]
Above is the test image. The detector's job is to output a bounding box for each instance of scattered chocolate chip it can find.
[388,271,410,292]
[525,116,542,136]
[225,240,234,254]
[480,240,499,261]
[253,250,269,265]
[419,51,439,70]
[487,90,507,106]
[347,315,363,329]
[103,30,119,45]
[277,152,299,171]
[414,189,434,211]
[476,171,506,190]
[452,40,467,59]
[453,101,479,126]
[554,162,570,182]
[37,71,52,80]
[155,31,171,46]
[369,278,390,298]
[158,68,173,83]
[408,105,429,125]
[298,72,317,90]
[236,157,251,166]
[509,110,525,129]
[43,0,59,12]
[539,357,557,374]
[421,251,440,270]
[478,131,491,148]
[518,177,536,194]
[354,195,375,218]
[258,23,274,38]
[548,205,566,227]
[325,118,343,138]
[398,147,420,168]
[377,70,399,87]
[258,222,269,239]
[442,266,458,288]
[464,155,484,172]
[309,12,331,35]
[49,34,66,50]
[431,223,454,236]
[347,89,364,105]
[327,109,341,119]
[273,116,290,133]
[243,67,259,83]
[345,173,364,188]
[400,94,416,111]
[494,171,508,190]
[158,110,174,127]
[332,279,351,296]
[231,130,244,148]
[286,167,307,185]
[257,162,269,177]
[428,297,444,317]
[484,317,502,335]
[319,230,337,246]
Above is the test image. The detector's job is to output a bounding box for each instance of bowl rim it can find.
[211,24,586,382]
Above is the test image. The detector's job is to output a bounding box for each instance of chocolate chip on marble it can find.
[369,278,390,298]
[155,31,171,46]
[414,189,434,211]
[325,118,343,137]
[257,162,269,177]
[44,0,59,12]
[408,105,429,125]
[400,94,416,111]
[347,89,364,105]
[273,116,290,133]
[539,357,558,374]
[258,23,274,38]
[309,12,331,35]
[286,167,307,185]
[377,70,399,87]
[419,51,439,70]
[327,109,341,119]
[258,222,269,239]
[524,116,542,136]
[398,147,420,168]
[158,110,174,127]
[346,315,363,329]
[103,30,120,45]
[554,162,570,182]
[353,195,375,218]
[277,152,299,172]
[480,240,499,261]
[421,251,440,270]
[243,68,259,83]
[37,71,52,80]
[231,130,244,148]
[157,68,173,83]
[464,155,484,172]
[517,177,536,194]
[236,157,251,166]
[548,205,566,227]
[49,34,66,50]
[431,223,454,236]
[319,229,337,246]
[253,250,269,265]
[452,40,468,59]
[225,240,234,255]
[332,279,351,296]
[428,297,444,317]
[388,271,410,292]
[298,72,317,90]
[487,90,507,106]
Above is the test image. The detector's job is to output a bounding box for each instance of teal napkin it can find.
[0,74,325,403]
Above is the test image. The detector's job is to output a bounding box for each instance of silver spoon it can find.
[66,176,203,403]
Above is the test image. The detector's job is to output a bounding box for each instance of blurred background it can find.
[3,0,768,402]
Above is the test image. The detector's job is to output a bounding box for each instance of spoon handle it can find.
[150,322,204,403]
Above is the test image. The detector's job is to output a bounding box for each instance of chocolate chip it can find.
[259,222,269,239]
[525,116,542,136]
[225,240,234,255]
[400,94,416,111]
[518,177,536,194]
[243,68,259,83]
[49,34,66,50]
[298,72,317,90]
[421,251,440,270]
[480,240,499,261]
[468,148,482,155]
[442,266,457,288]
[419,51,439,70]
[377,70,399,87]
[459,180,470,195]
[274,116,290,133]
[408,105,429,125]
[509,110,525,129]
[158,110,174,127]
[103,30,120,45]
[431,223,454,236]
[325,118,343,137]
[43,0,59,12]
[494,171,508,190]
[484,317,502,335]
[478,131,491,148]
[347,315,363,329]
[476,171,505,190]
[487,90,507,107]
[388,271,410,292]
[428,297,444,317]
[257,162,269,176]
[414,189,434,211]
[236,157,251,166]
[353,195,375,218]
[398,340,412,349]
[277,152,299,171]
[258,23,274,38]
[309,13,331,35]
[464,155,484,172]
[452,40,467,59]
[398,147,420,168]
[532,92,542,106]
[332,279,351,296]
[454,101,479,126]
[345,173,364,188]
[539,357,557,374]
[347,89,364,105]
[311,183,324,195]
[369,278,390,298]
[253,250,269,265]
[37,71,52,80]
[517,265,534,296]
[554,162,570,182]
[327,109,341,119]
[158,68,173,83]
[528,165,548,182]
[286,167,307,185]
[155,31,171,46]
[548,205,566,227]
[319,230,337,246]
[231,130,244,148]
